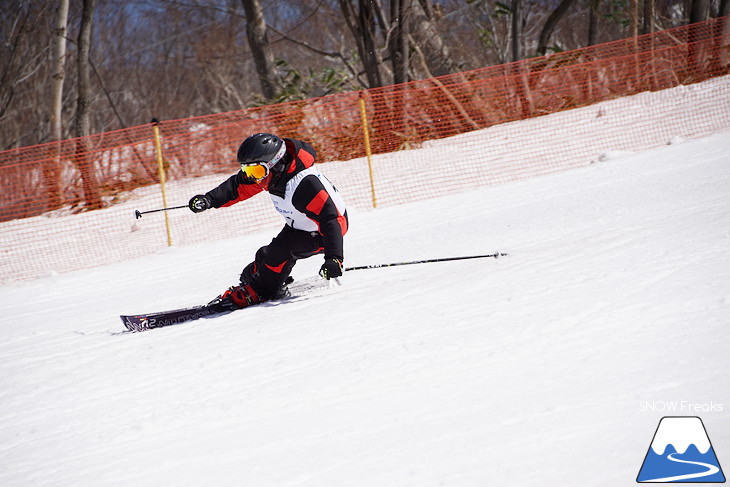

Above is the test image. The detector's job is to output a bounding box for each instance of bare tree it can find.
[390,0,410,85]
[721,0,730,16]
[338,0,461,87]
[643,0,656,34]
[409,0,458,77]
[629,0,640,38]
[241,0,277,100]
[459,0,512,65]
[511,0,523,62]
[74,0,102,210]
[47,0,70,210]
[586,0,600,46]
[2,0,725,155]
[690,0,711,23]
[51,0,69,144]
[339,0,386,88]
[535,0,577,56]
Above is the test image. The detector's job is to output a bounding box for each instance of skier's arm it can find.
[205,172,263,208]
[189,172,263,213]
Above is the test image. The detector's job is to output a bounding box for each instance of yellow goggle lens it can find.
[241,163,268,180]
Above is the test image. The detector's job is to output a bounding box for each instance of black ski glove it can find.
[319,258,343,280]
[189,194,212,213]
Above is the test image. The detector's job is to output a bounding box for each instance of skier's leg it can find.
[241,225,323,300]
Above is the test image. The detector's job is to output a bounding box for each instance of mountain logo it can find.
[637,416,725,483]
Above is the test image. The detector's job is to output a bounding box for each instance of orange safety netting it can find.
[1,17,729,283]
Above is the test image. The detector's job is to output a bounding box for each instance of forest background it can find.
[2,0,729,152]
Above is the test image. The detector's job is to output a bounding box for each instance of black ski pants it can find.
[241,224,324,299]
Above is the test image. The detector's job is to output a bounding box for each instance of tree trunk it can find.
[51,0,69,144]
[359,0,385,88]
[47,0,69,211]
[535,0,577,57]
[339,0,385,88]
[75,0,102,211]
[689,0,711,24]
[511,0,522,62]
[509,0,531,118]
[587,0,599,46]
[717,0,730,74]
[241,0,277,100]
[630,0,639,38]
[642,0,655,34]
[720,0,729,17]
[390,0,410,85]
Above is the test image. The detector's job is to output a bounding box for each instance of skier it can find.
[188,133,348,311]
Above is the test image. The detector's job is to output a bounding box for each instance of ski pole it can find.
[134,205,187,219]
[344,252,507,272]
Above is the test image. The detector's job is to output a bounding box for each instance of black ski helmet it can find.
[237,133,286,172]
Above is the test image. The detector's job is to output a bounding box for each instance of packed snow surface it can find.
[1,130,729,486]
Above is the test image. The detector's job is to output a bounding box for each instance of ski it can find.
[120,276,334,332]
[120,305,224,332]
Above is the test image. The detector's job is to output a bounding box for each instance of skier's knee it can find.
[239,261,257,284]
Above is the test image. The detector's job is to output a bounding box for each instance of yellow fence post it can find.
[359,92,377,209]
[151,118,173,247]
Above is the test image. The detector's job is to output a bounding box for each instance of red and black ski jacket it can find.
[205,138,348,261]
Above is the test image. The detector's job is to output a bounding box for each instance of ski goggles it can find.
[241,162,269,181]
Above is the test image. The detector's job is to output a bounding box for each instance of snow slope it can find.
[1,130,729,486]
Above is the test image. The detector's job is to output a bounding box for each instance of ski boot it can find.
[207,283,263,313]
[272,276,294,300]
